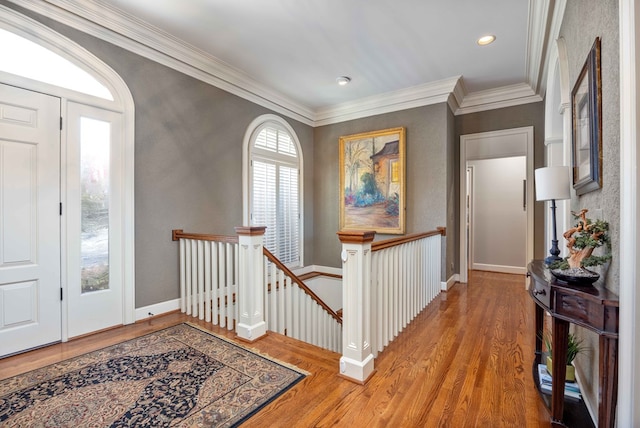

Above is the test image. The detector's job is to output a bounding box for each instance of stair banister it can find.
[337,230,376,383]
[234,226,267,342]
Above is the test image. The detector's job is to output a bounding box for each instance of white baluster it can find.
[185,240,192,315]
[179,238,186,313]
[218,242,226,328]
[211,242,219,325]
[226,243,234,330]
[204,241,211,323]
[197,240,204,320]
[285,274,293,337]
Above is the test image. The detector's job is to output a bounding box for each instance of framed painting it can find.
[571,37,602,195]
[339,127,405,234]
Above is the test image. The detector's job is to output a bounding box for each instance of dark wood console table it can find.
[527,261,619,428]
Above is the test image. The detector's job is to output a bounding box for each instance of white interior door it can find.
[0,84,61,357]
[469,156,527,274]
[66,102,123,337]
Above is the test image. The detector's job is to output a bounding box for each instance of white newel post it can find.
[235,226,267,342]
[337,230,375,383]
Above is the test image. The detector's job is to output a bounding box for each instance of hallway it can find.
[0,271,550,427]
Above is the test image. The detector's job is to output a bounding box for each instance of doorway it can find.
[459,127,534,283]
[0,84,129,357]
[0,11,135,355]
[467,156,527,274]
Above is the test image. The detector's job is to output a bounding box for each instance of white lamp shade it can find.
[535,166,571,201]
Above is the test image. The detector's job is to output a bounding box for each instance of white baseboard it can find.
[135,298,181,321]
[441,274,459,291]
[472,263,526,275]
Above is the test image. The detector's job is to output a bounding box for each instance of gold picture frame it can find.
[339,127,406,234]
[571,37,602,195]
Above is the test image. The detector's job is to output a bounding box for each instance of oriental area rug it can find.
[0,323,305,427]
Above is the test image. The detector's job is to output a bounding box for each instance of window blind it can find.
[251,125,301,268]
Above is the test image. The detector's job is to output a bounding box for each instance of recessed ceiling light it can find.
[336,76,351,86]
[477,35,496,46]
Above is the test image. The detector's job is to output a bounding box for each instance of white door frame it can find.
[618,0,640,424]
[459,127,534,283]
[0,7,135,341]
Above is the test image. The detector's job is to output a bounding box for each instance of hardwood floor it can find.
[0,270,550,427]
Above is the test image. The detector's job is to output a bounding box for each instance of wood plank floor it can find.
[0,270,550,427]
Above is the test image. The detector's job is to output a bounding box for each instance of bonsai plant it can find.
[543,331,587,382]
[549,209,611,283]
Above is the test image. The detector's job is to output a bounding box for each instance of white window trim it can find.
[243,114,304,266]
[0,6,136,338]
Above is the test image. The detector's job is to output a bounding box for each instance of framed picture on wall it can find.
[571,37,602,195]
[339,127,405,234]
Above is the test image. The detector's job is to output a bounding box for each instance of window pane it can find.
[80,117,110,293]
[0,29,113,100]
[254,128,278,152]
[252,160,277,253]
[278,166,299,264]
[277,131,296,157]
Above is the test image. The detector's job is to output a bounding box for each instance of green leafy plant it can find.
[542,331,587,365]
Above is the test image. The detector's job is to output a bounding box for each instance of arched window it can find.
[244,115,303,268]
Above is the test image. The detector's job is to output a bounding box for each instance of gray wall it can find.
[560,0,620,291]
[6,2,315,308]
[455,102,546,260]
[559,0,620,416]
[313,104,451,269]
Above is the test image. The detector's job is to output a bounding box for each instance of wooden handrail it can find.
[263,247,342,325]
[371,227,445,252]
[172,229,238,243]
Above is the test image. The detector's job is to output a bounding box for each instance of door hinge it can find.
[59,202,62,216]
[60,288,63,301]
[60,117,63,130]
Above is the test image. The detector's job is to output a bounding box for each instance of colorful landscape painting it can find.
[339,127,405,234]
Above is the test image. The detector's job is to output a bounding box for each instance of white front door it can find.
[0,84,61,357]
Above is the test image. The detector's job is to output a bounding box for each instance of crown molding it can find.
[526,0,553,94]
[11,0,316,125]
[539,0,568,100]
[314,76,461,127]
[9,0,547,126]
[454,83,543,115]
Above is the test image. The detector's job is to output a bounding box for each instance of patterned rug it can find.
[0,323,305,427]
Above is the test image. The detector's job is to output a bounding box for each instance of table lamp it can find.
[535,166,571,265]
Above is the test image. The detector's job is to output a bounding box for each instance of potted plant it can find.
[543,331,587,382]
[549,209,611,284]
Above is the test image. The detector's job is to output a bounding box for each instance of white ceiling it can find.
[15,0,554,125]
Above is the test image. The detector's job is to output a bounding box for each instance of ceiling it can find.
[17,0,555,125]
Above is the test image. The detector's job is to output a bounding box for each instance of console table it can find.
[527,261,619,428]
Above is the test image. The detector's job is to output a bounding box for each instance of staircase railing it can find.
[370,229,443,356]
[172,230,239,330]
[263,248,342,352]
[172,228,342,352]
[337,227,445,382]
